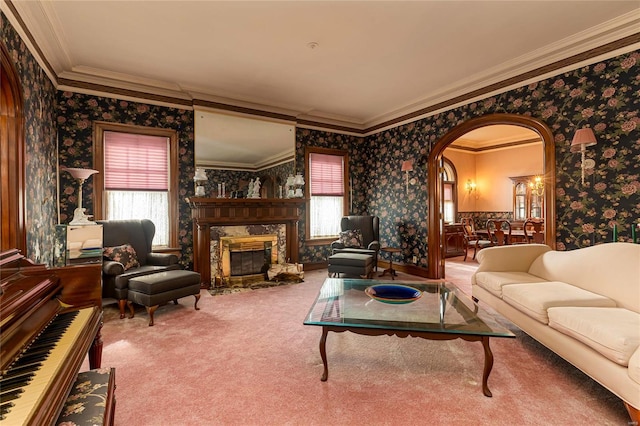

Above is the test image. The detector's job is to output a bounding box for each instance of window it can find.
[305,147,349,242]
[93,122,178,248]
[442,158,457,223]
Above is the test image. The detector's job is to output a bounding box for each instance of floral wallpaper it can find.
[2,13,58,265]
[55,93,195,266]
[4,8,638,273]
[295,129,367,263]
[298,51,639,268]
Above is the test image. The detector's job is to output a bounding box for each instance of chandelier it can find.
[529,175,544,197]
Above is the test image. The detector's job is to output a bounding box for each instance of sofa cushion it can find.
[527,243,640,312]
[629,347,640,384]
[473,271,546,298]
[548,307,640,366]
[502,281,617,324]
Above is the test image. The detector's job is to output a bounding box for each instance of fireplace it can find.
[187,197,306,289]
[220,234,278,287]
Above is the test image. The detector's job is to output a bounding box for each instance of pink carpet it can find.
[87,266,630,425]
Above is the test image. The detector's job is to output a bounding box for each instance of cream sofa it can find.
[471,243,640,420]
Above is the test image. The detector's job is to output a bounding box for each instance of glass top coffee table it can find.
[303,278,515,397]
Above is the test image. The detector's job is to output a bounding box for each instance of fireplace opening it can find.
[230,242,271,276]
[219,234,278,287]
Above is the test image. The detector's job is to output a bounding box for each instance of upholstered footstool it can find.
[328,253,374,278]
[127,270,201,326]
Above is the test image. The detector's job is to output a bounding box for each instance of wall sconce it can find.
[194,168,208,196]
[62,167,99,225]
[529,175,544,197]
[465,179,477,195]
[571,127,597,185]
[401,160,413,193]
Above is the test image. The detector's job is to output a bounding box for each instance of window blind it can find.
[310,153,344,196]
[104,131,169,190]
[443,183,453,201]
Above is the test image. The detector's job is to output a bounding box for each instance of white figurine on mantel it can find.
[247,179,254,198]
[253,177,261,198]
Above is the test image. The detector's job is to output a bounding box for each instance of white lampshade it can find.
[194,168,208,181]
[62,167,99,180]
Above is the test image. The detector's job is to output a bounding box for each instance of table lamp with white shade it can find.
[62,167,99,225]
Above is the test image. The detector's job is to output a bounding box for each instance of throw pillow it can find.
[339,229,363,248]
[103,244,140,271]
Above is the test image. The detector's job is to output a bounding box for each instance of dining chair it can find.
[486,219,512,245]
[461,217,492,260]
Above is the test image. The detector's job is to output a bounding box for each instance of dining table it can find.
[475,229,529,244]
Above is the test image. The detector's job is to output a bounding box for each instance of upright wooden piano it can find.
[0,249,104,425]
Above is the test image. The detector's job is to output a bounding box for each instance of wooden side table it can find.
[379,247,401,279]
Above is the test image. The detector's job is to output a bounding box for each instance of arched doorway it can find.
[427,114,556,279]
[1,40,26,252]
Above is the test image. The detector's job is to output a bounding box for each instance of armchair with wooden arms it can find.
[330,215,381,271]
[97,219,181,318]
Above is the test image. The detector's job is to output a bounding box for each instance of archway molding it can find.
[1,40,26,252]
[427,113,556,279]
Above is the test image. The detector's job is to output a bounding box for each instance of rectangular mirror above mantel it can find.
[194,108,297,199]
[187,197,306,289]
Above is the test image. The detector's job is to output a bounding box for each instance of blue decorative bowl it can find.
[365,284,422,304]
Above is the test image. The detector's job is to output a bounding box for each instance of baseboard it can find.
[379,262,429,278]
[302,261,327,271]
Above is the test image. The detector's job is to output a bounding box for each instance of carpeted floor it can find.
[89,264,630,425]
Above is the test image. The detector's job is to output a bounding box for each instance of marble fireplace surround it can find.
[187,197,305,288]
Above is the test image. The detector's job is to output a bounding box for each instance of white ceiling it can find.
[5,0,639,167]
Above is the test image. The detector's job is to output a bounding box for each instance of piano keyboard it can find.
[0,308,94,424]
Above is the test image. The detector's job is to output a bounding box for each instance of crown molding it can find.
[363,10,640,131]
[6,1,639,137]
[1,0,57,84]
[364,33,640,136]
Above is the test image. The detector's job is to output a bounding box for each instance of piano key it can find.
[0,308,93,424]
[0,375,34,392]
[0,362,43,378]
[0,389,23,404]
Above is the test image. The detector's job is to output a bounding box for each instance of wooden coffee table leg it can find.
[481,336,494,397]
[320,327,329,381]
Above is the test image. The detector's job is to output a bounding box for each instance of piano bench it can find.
[127,270,202,326]
[56,367,116,426]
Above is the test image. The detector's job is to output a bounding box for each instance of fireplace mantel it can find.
[187,197,306,288]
